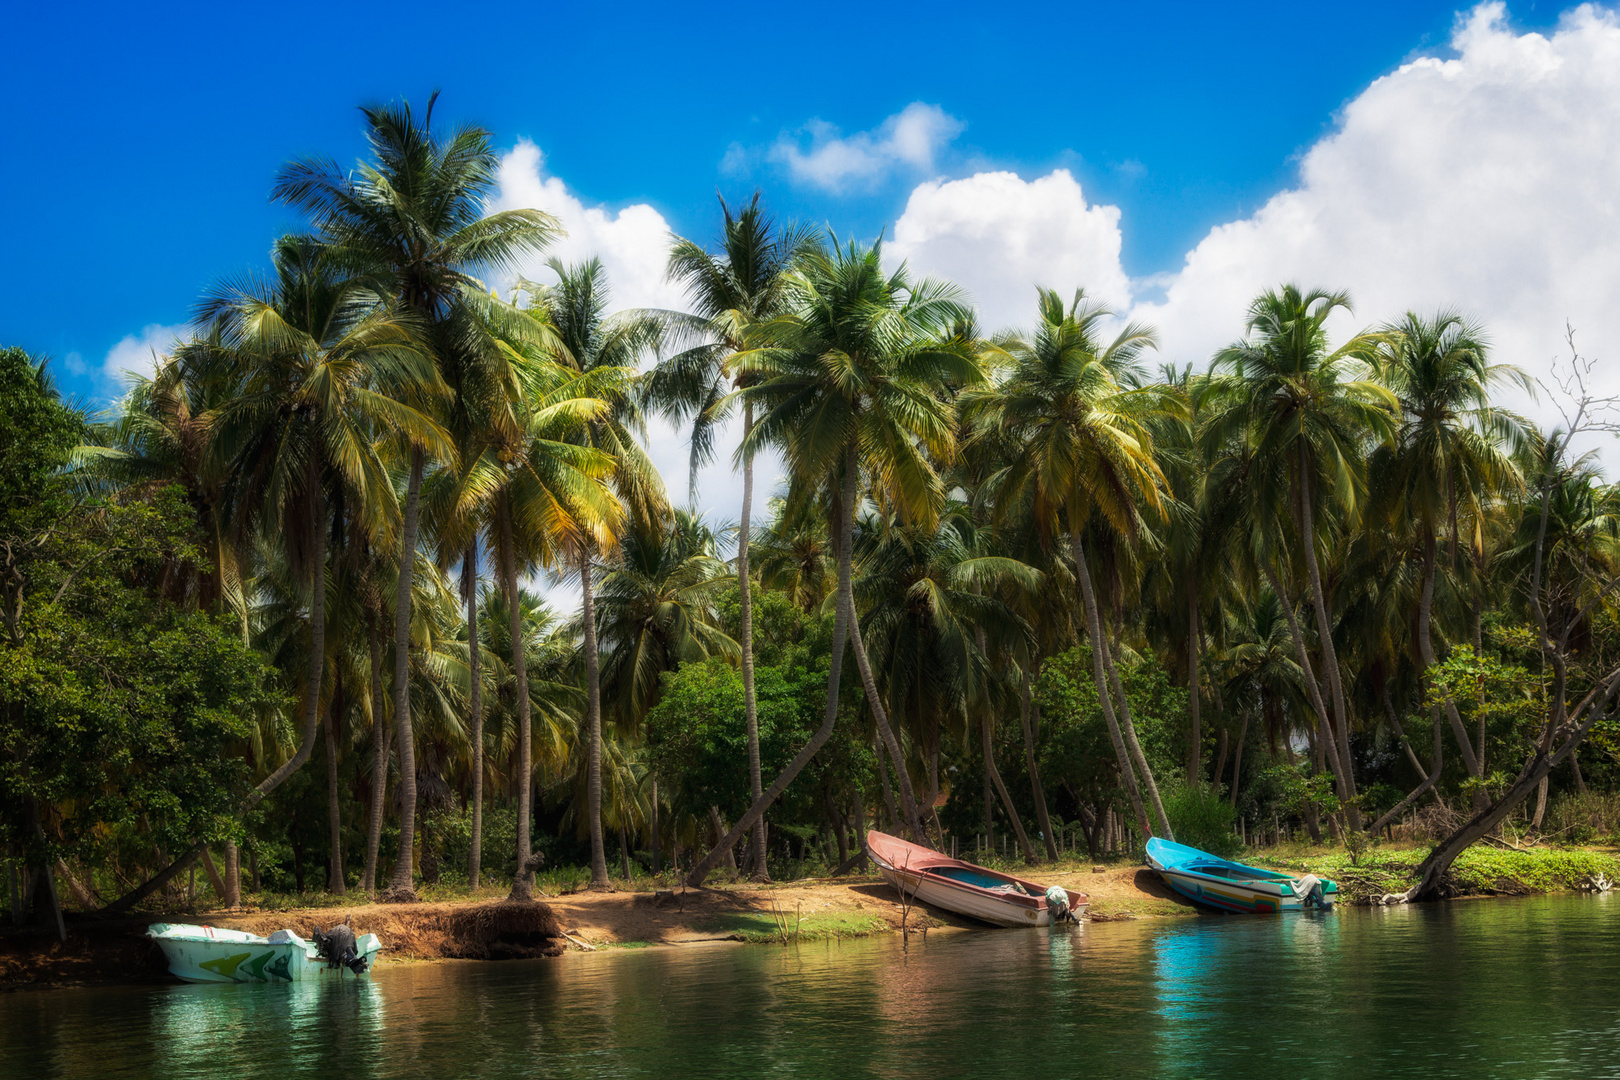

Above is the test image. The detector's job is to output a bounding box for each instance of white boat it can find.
[867,830,1087,928]
[146,923,382,984]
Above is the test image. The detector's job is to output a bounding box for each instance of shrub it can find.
[1162,779,1242,858]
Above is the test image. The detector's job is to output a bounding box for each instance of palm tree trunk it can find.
[223,841,240,908]
[362,617,388,894]
[1259,561,1355,804]
[848,615,926,842]
[1186,582,1203,785]
[1071,531,1153,840]
[684,451,858,886]
[1418,530,1484,783]
[387,447,424,898]
[650,780,660,874]
[502,505,539,901]
[463,544,484,890]
[1078,535,1173,839]
[582,543,611,891]
[1020,664,1059,860]
[738,399,769,881]
[325,675,345,895]
[879,738,902,833]
[248,483,327,811]
[1228,713,1249,805]
[1295,460,1360,826]
[984,711,1037,863]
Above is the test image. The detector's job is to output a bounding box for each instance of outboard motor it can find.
[1045,885,1078,924]
[314,924,369,974]
[1294,874,1332,911]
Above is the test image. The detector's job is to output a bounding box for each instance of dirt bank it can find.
[0,862,1194,990]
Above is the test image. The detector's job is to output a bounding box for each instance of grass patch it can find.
[1256,846,1620,902]
[698,910,892,944]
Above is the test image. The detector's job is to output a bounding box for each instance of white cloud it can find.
[887,169,1132,333]
[488,139,686,313]
[763,103,965,192]
[1130,1,1620,421]
[101,323,184,391]
[489,140,780,544]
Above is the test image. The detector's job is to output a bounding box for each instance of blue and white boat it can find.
[1146,838,1336,913]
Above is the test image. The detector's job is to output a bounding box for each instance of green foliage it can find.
[0,484,283,870]
[1544,791,1620,845]
[0,346,80,536]
[1286,847,1620,902]
[1161,780,1241,858]
[645,656,823,818]
[1034,646,1185,804]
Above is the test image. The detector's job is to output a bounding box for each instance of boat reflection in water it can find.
[153,976,385,1076]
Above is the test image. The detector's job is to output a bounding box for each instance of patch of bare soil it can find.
[0,899,564,990]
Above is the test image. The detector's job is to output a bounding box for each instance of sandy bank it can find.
[0,862,1193,990]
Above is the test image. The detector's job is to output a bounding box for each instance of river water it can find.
[4,893,1617,1079]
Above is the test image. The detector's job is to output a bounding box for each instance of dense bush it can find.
[1162,780,1242,858]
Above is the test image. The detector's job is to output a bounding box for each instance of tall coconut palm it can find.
[452,339,622,899]
[273,93,561,898]
[525,258,667,890]
[1203,285,1397,827]
[200,236,443,834]
[966,287,1176,840]
[684,237,981,883]
[645,195,815,880]
[594,509,739,728]
[428,290,575,889]
[1370,312,1527,805]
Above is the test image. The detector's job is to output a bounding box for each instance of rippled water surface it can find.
[5,893,1620,1079]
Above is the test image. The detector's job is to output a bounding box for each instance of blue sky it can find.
[4,0,1583,406]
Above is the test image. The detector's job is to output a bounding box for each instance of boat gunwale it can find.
[866,831,1086,911]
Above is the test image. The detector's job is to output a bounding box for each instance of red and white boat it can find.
[866,830,1087,928]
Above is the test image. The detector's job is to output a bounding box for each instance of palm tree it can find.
[853,505,1040,859]
[1370,312,1527,807]
[684,237,981,883]
[200,235,443,837]
[594,509,739,727]
[751,495,835,613]
[1203,285,1397,827]
[967,287,1175,841]
[645,195,815,880]
[525,258,667,889]
[273,93,561,898]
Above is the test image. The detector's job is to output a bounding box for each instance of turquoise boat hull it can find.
[1146,838,1337,913]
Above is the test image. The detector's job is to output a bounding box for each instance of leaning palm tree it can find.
[1369,312,1528,807]
[966,287,1176,841]
[272,93,561,898]
[644,195,816,880]
[684,237,982,884]
[1202,285,1397,827]
[524,258,667,890]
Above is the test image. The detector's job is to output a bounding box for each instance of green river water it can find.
[4,892,1618,1079]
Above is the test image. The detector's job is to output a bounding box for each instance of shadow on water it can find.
[2,892,1618,1079]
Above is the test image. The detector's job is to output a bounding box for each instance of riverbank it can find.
[0,859,1191,989]
[8,844,1616,990]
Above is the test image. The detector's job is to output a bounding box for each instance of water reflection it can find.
[3,895,1618,1079]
